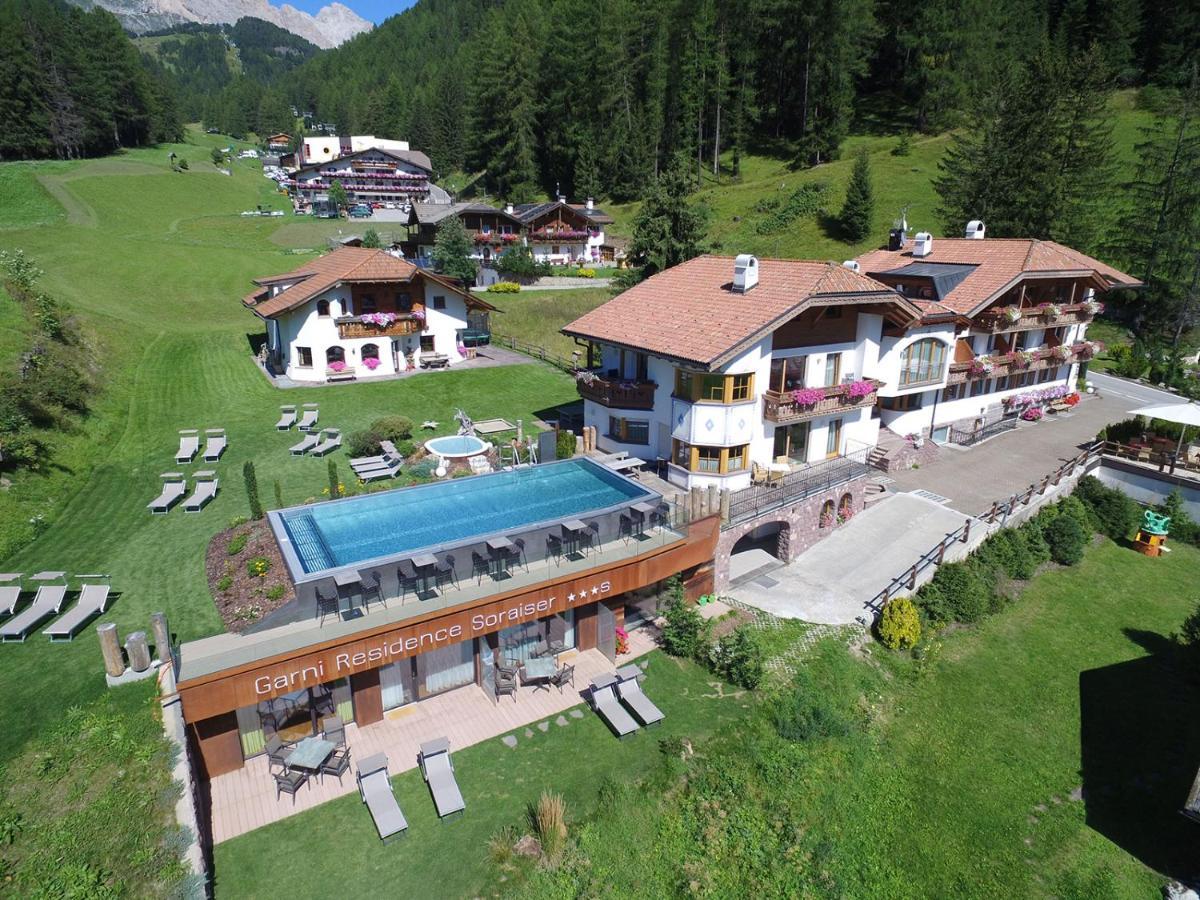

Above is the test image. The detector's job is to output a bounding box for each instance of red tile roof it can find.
[562,255,920,369]
[855,238,1141,315]
[243,247,493,318]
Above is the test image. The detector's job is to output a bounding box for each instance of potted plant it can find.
[1003,307,1022,324]
[844,380,875,400]
[967,358,993,378]
[1039,302,1062,318]
[1020,406,1043,422]
[790,387,826,408]
[362,357,381,370]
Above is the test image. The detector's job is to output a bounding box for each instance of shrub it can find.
[892,131,912,156]
[486,280,520,293]
[927,560,992,623]
[1018,520,1051,567]
[216,574,232,593]
[243,460,262,520]
[877,597,921,649]
[531,792,567,864]
[1157,489,1200,546]
[555,429,576,459]
[347,428,384,458]
[773,666,850,741]
[327,459,339,499]
[394,439,416,457]
[1074,476,1140,540]
[273,480,284,510]
[265,584,286,601]
[974,528,1033,580]
[709,626,764,689]
[370,415,413,441]
[177,158,189,170]
[407,458,438,480]
[228,514,249,528]
[1056,494,1092,534]
[577,267,596,278]
[660,579,711,661]
[1045,514,1087,565]
[1178,602,1200,650]
[226,532,248,556]
[246,557,270,578]
[209,147,224,166]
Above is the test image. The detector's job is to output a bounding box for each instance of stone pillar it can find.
[150,612,171,663]
[97,622,124,677]
[705,484,718,517]
[719,489,731,523]
[126,631,151,673]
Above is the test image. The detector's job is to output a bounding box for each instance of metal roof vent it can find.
[912,232,934,257]
[505,203,514,215]
[842,260,861,272]
[732,254,759,293]
[965,220,986,240]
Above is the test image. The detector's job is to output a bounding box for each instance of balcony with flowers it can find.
[473,232,521,245]
[946,340,1102,384]
[528,228,590,242]
[335,309,426,339]
[762,378,883,424]
[574,370,657,410]
[974,299,1102,333]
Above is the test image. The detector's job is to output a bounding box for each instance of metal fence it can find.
[949,416,1017,447]
[726,447,871,525]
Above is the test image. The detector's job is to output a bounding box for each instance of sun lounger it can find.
[353,451,401,473]
[356,753,408,843]
[310,428,342,457]
[184,472,219,512]
[0,574,21,617]
[297,404,319,432]
[351,442,403,471]
[1,573,68,642]
[148,473,187,514]
[276,405,298,430]
[358,459,403,482]
[44,579,111,642]
[419,738,465,819]
[588,677,640,738]
[202,428,227,461]
[175,429,200,463]
[290,433,319,455]
[616,675,665,727]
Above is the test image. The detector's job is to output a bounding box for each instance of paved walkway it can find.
[728,493,971,625]
[253,345,531,389]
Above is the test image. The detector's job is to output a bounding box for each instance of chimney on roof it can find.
[732,254,759,293]
[888,227,907,251]
[558,194,567,203]
[964,220,986,240]
[586,197,594,211]
[912,232,934,257]
[505,203,514,215]
[842,260,861,272]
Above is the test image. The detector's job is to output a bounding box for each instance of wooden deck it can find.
[207,628,658,843]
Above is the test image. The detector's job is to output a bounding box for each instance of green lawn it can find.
[213,652,754,898]
[489,287,613,358]
[509,540,1200,898]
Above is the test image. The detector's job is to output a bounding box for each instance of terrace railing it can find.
[574,372,657,410]
[946,341,1101,385]
[725,446,871,525]
[974,302,1098,333]
[335,314,424,339]
[949,416,1017,447]
[762,379,883,425]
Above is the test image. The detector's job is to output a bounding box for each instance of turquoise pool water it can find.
[277,458,654,575]
[424,434,489,457]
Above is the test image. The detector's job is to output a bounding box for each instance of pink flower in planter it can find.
[845,380,875,400]
[791,387,826,407]
[328,360,347,372]
[363,357,381,370]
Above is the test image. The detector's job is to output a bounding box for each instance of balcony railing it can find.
[947,341,1101,385]
[575,372,657,410]
[335,314,424,339]
[974,302,1100,333]
[726,446,871,525]
[762,379,883,424]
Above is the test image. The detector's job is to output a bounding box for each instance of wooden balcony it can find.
[974,303,1098,333]
[762,379,883,424]
[575,373,657,410]
[946,342,1101,385]
[335,314,423,339]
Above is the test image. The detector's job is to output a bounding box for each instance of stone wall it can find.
[876,438,941,472]
[159,665,210,898]
[714,478,868,589]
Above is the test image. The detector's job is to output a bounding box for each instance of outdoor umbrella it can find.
[1128,400,1200,456]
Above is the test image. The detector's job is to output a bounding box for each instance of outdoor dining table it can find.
[561,520,587,559]
[411,553,438,596]
[284,736,335,774]
[522,657,558,692]
[333,570,361,611]
[486,537,514,578]
[630,502,656,539]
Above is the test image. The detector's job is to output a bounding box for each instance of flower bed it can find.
[206,518,295,632]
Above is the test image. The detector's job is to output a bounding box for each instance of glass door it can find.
[824,353,842,387]
[597,602,616,662]
[380,659,414,711]
[825,418,843,459]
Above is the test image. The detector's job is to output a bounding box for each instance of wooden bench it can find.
[325,367,357,382]
[1047,401,1071,414]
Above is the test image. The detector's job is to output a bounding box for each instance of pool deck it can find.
[178,522,685,681]
[205,627,659,843]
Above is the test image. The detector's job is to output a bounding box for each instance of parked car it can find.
[349,205,373,219]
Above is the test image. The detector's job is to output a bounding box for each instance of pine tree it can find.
[361,228,382,249]
[431,217,478,286]
[627,161,706,278]
[840,149,875,241]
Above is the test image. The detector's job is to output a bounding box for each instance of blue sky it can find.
[286,0,416,26]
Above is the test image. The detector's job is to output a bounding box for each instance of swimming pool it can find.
[273,458,656,576]
[424,434,490,460]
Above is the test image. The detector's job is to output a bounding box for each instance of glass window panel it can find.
[380,659,412,711]
[420,640,475,696]
[696,447,721,472]
[236,704,265,758]
[700,375,726,401]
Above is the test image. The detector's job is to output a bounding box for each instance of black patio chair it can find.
[550,664,575,694]
[471,551,490,584]
[495,675,517,703]
[545,534,563,567]
[316,588,340,626]
[618,513,634,544]
[397,560,421,602]
[361,570,385,610]
[320,747,352,785]
[434,554,458,591]
[582,521,601,556]
[265,734,293,772]
[321,714,345,749]
[511,537,530,572]
[274,769,308,804]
